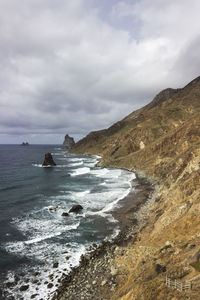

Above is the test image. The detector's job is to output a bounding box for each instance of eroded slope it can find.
[70,76,200,299]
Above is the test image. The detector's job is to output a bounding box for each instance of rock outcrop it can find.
[62,134,75,149]
[61,212,69,217]
[21,142,29,146]
[69,205,83,213]
[42,152,56,166]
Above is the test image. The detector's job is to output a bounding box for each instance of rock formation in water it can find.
[62,134,75,149]
[42,152,56,166]
[68,76,200,299]
[21,142,29,146]
[61,212,69,217]
[69,205,83,213]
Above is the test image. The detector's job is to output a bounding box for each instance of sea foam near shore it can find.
[0,146,135,300]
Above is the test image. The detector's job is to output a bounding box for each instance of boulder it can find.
[154,263,166,274]
[48,205,61,212]
[192,250,200,261]
[62,134,75,149]
[61,212,69,217]
[30,294,39,299]
[53,262,59,268]
[42,152,56,166]
[101,280,107,286]
[189,249,200,271]
[69,205,83,213]
[19,285,29,292]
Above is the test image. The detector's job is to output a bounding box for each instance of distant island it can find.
[62,134,75,149]
[21,142,29,146]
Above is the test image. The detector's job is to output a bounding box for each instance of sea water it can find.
[0,145,135,299]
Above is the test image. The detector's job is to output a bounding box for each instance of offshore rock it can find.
[42,152,56,166]
[61,212,69,217]
[69,205,83,213]
[62,134,75,149]
[21,142,29,146]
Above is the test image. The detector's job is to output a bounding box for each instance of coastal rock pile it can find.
[42,152,56,166]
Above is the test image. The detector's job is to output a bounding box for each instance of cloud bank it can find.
[0,0,200,143]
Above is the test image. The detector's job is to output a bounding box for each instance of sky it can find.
[1,0,200,144]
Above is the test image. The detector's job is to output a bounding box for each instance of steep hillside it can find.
[70,76,200,299]
[72,76,200,175]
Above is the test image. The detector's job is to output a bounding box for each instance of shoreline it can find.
[52,172,157,300]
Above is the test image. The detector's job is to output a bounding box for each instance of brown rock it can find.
[47,283,53,289]
[19,285,29,292]
[42,152,56,166]
[69,205,83,213]
[61,212,69,217]
[53,262,59,268]
[30,294,39,299]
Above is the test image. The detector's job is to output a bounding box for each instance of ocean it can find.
[0,144,135,300]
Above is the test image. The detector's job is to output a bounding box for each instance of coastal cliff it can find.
[68,76,200,299]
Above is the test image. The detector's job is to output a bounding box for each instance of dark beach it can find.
[52,174,157,300]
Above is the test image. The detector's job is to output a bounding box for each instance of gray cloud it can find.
[0,0,200,144]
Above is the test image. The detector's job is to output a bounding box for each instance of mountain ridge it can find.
[69,76,200,299]
[71,76,200,169]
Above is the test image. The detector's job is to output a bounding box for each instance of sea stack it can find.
[62,134,75,149]
[42,152,56,166]
[21,142,29,146]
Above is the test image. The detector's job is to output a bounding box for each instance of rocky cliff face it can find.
[70,76,200,299]
[62,134,75,149]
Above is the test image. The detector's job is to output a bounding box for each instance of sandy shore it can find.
[51,174,157,300]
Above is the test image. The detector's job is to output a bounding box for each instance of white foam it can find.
[55,165,68,168]
[32,164,67,168]
[4,239,90,299]
[68,161,83,167]
[57,158,68,161]
[32,164,57,168]
[73,190,90,198]
[67,158,84,162]
[82,172,134,222]
[100,182,106,186]
[102,188,130,213]
[91,168,109,177]
[32,163,43,167]
[70,167,90,176]
[106,226,120,240]
[92,155,101,159]
[86,210,118,223]
[24,232,62,245]
[5,221,80,254]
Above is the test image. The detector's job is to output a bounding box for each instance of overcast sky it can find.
[1,0,200,144]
